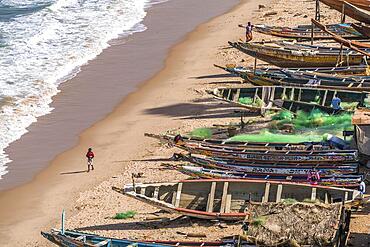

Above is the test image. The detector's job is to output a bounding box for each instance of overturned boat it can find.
[113,179,360,221]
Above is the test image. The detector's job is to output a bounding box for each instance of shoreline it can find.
[0,0,259,245]
[0,0,239,191]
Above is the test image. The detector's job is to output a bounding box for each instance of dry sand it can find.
[0,0,369,246]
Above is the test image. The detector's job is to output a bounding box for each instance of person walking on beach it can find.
[239,22,254,42]
[86,148,95,172]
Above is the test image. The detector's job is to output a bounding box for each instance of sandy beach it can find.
[0,0,369,246]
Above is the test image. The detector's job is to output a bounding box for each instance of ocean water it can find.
[0,0,167,179]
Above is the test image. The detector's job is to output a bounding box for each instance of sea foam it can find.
[0,0,166,179]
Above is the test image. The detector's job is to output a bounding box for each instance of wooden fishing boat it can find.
[208,86,368,114]
[320,0,370,11]
[253,23,362,40]
[168,137,355,155]
[179,165,363,188]
[173,141,358,164]
[145,133,333,151]
[214,64,370,76]
[319,0,370,24]
[311,19,370,59]
[351,23,370,37]
[228,41,367,67]
[216,64,370,92]
[179,154,359,176]
[41,229,237,247]
[113,179,360,220]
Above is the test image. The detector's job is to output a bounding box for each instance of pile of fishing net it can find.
[270,109,353,131]
[239,97,263,107]
[229,130,323,143]
[243,202,342,246]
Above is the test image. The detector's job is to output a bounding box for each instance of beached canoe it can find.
[228,41,367,67]
[179,154,359,176]
[351,23,370,37]
[179,165,363,188]
[172,141,358,164]
[319,0,370,24]
[214,64,370,77]
[166,137,354,155]
[208,86,368,114]
[41,229,237,247]
[253,23,363,40]
[145,133,334,151]
[113,179,360,220]
[216,64,370,91]
[320,0,370,11]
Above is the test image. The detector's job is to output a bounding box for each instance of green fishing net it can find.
[189,128,212,139]
[229,130,323,143]
[239,97,253,105]
[270,109,353,131]
[238,97,263,107]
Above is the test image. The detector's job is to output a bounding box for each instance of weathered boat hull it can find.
[175,142,358,164]
[208,86,367,114]
[179,165,363,188]
[351,23,370,38]
[253,23,362,40]
[114,179,360,221]
[320,0,370,11]
[319,0,370,24]
[41,229,236,247]
[229,41,366,67]
[181,154,359,176]
[145,133,333,151]
[217,65,370,92]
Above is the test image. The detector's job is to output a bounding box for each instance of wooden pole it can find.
[311,23,314,45]
[315,0,320,21]
[253,57,257,75]
[341,3,346,23]
[61,209,65,234]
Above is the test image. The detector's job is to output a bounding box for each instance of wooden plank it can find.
[153,187,159,200]
[140,187,146,196]
[263,182,271,203]
[206,182,216,212]
[220,182,229,213]
[325,193,329,204]
[311,187,317,201]
[276,184,283,203]
[174,183,183,207]
[322,90,328,106]
[225,194,232,213]
[345,191,348,201]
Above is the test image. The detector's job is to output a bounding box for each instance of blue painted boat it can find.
[41,229,240,247]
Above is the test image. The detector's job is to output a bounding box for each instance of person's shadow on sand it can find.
[60,170,88,175]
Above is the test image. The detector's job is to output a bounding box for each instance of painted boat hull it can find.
[41,229,237,247]
[179,166,362,188]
